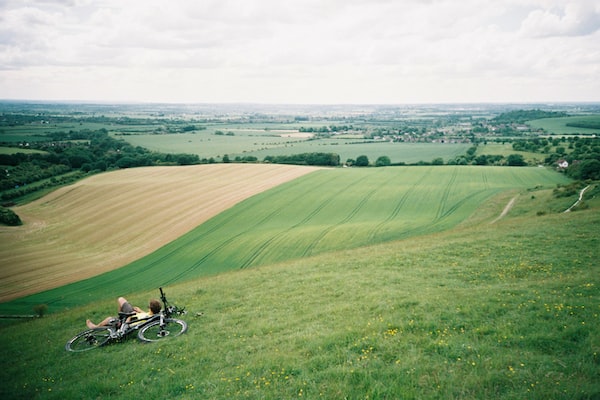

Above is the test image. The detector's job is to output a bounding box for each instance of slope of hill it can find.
[0,194,598,399]
[0,166,571,315]
[0,164,319,302]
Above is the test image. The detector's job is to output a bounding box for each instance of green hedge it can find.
[0,206,22,226]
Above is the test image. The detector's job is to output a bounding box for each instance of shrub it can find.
[33,304,48,317]
[507,154,527,166]
[0,206,22,226]
[375,156,391,167]
[355,155,369,166]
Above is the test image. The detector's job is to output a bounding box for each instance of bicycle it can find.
[66,287,188,352]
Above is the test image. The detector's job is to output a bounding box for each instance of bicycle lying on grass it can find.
[66,287,187,352]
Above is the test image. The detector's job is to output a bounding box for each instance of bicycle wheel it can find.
[65,328,112,352]
[138,318,187,343]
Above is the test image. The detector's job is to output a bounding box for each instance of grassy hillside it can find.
[0,166,571,315]
[1,193,598,399]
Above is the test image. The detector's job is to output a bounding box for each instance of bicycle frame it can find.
[66,287,187,352]
[105,311,161,339]
[107,287,186,339]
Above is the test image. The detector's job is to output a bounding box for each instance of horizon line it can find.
[2,98,600,106]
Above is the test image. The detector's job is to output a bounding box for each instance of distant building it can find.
[557,159,569,169]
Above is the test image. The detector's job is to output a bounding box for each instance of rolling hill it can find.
[0,165,571,315]
[0,180,597,399]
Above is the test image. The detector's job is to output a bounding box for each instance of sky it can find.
[0,0,599,104]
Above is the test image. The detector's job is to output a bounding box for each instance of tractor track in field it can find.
[241,172,373,267]
[160,171,339,278]
[157,175,298,282]
[167,184,302,282]
[297,172,377,258]
[368,167,434,241]
[301,185,377,258]
[238,173,345,269]
[436,167,459,221]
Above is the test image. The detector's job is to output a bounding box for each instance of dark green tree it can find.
[568,159,600,180]
[375,156,391,167]
[507,154,527,166]
[355,155,369,167]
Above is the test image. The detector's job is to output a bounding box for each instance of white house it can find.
[557,159,569,169]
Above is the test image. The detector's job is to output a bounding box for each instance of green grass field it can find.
[0,183,598,399]
[114,130,308,160]
[0,146,47,155]
[476,143,547,164]
[1,121,127,140]
[114,131,470,164]
[528,116,600,135]
[0,166,571,316]
[245,141,469,165]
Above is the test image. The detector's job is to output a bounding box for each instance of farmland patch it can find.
[0,164,319,302]
[528,115,600,135]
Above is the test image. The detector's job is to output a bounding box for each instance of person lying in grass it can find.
[86,297,161,329]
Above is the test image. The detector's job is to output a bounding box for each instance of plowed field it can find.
[0,164,319,302]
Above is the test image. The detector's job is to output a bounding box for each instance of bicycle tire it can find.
[65,327,112,352]
[138,318,188,343]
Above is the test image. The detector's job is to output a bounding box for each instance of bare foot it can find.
[86,319,97,329]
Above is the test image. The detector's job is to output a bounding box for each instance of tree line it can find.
[264,153,340,166]
[0,129,201,203]
[513,136,600,180]
[492,109,568,124]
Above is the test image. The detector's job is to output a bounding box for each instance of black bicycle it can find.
[66,287,188,352]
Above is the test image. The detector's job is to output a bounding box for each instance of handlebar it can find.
[158,287,187,316]
[159,287,168,306]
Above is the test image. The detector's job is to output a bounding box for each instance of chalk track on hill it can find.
[0,164,319,302]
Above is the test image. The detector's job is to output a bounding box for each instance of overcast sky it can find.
[1,0,599,104]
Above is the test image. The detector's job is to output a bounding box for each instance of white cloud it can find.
[0,0,598,103]
[519,1,600,37]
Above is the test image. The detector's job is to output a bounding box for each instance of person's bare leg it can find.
[86,317,112,329]
[118,297,128,311]
[85,297,127,328]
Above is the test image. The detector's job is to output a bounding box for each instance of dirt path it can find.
[490,195,518,224]
[564,185,590,213]
[490,184,591,223]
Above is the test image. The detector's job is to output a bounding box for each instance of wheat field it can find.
[0,164,319,302]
